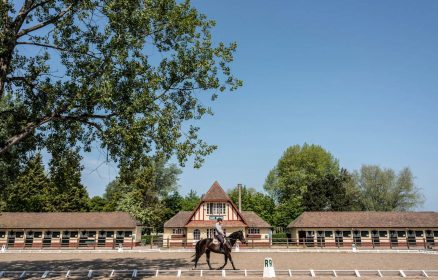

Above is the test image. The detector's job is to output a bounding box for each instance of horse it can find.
[192,230,247,270]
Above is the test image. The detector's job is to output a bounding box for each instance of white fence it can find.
[1,269,438,278]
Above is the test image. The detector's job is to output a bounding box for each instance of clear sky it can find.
[82,0,438,211]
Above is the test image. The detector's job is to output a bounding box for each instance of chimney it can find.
[237,183,242,213]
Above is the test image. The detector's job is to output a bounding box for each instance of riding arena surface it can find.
[1,250,438,279]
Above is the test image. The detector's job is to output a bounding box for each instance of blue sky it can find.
[82,0,438,211]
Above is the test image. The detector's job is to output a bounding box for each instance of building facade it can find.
[163,181,272,247]
[0,212,142,249]
[287,211,438,248]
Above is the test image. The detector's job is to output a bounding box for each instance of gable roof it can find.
[163,211,192,228]
[202,181,231,201]
[288,211,438,229]
[184,181,247,225]
[0,212,140,229]
[241,211,271,228]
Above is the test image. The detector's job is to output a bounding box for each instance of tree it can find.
[1,0,242,174]
[103,158,181,210]
[88,196,108,211]
[264,144,341,225]
[162,191,183,221]
[49,149,89,211]
[181,189,200,210]
[354,165,424,211]
[5,154,54,211]
[228,186,275,226]
[303,169,360,211]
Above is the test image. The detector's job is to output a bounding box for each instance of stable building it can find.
[287,211,438,248]
[163,181,272,247]
[0,212,142,249]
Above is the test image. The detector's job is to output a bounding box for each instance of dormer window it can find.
[206,202,225,215]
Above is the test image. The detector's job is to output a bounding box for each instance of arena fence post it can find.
[286,238,289,248]
[150,236,153,249]
[167,237,170,248]
[423,238,426,249]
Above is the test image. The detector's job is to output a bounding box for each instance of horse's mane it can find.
[228,230,241,240]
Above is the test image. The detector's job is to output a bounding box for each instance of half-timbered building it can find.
[163,181,272,247]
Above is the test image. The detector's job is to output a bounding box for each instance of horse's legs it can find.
[228,252,236,270]
[206,249,213,270]
[218,253,228,270]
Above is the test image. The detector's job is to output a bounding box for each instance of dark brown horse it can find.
[192,230,246,270]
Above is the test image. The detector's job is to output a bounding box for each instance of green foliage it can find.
[1,0,242,173]
[5,154,53,211]
[162,191,183,221]
[264,143,340,203]
[303,169,360,211]
[181,189,200,211]
[49,149,90,211]
[88,196,108,212]
[264,144,341,226]
[228,186,275,226]
[354,165,424,211]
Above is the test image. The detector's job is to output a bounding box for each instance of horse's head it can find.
[237,230,247,244]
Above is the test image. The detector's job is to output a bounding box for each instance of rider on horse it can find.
[214,218,226,252]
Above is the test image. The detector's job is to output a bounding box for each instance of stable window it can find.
[70,231,78,238]
[207,228,215,238]
[434,231,438,237]
[361,231,369,237]
[415,231,424,237]
[193,229,201,240]
[397,231,406,237]
[62,231,70,238]
[343,231,351,238]
[52,231,61,238]
[16,231,24,238]
[106,231,114,238]
[125,231,133,237]
[248,228,260,234]
[306,231,315,237]
[206,203,225,215]
[0,231,6,238]
[324,231,333,238]
[379,231,388,238]
[173,228,185,235]
[88,231,96,238]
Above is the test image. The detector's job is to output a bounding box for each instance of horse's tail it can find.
[191,240,202,262]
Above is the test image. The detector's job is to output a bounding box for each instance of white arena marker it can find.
[333,270,337,277]
[177,269,181,277]
[222,269,226,277]
[19,271,26,279]
[88,270,93,278]
[400,270,406,278]
[263,257,276,278]
[377,270,383,277]
[422,270,429,278]
[200,270,202,277]
[155,269,159,277]
[354,270,361,277]
[66,270,71,278]
[235,243,240,252]
[0,271,4,277]
[110,270,115,278]
[42,271,49,278]
[310,269,315,277]
[0,245,6,253]
[132,269,137,278]
[245,269,247,277]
